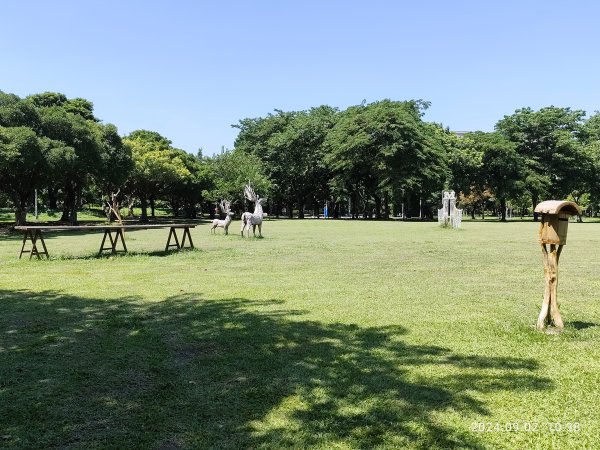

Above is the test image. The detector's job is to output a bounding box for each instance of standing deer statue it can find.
[241,184,266,237]
[211,200,234,235]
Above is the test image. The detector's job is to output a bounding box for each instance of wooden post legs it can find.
[98,228,127,255]
[165,227,194,251]
[19,229,49,259]
[537,243,564,331]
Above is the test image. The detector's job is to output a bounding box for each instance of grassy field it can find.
[0,219,599,449]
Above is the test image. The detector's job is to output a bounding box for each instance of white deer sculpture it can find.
[211,200,234,235]
[241,184,266,237]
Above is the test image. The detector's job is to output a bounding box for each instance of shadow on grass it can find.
[0,290,551,449]
[51,248,200,260]
[568,321,597,330]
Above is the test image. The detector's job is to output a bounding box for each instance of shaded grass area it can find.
[1,220,599,448]
[0,290,548,449]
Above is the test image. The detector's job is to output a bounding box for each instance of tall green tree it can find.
[324,100,447,219]
[204,149,271,213]
[36,104,103,223]
[234,106,337,218]
[496,106,592,219]
[165,149,211,218]
[0,127,48,224]
[123,131,179,221]
[463,132,524,221]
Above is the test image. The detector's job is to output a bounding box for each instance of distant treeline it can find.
[2,91,600,225]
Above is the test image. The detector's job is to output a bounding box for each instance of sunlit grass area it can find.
[1,220,599,448]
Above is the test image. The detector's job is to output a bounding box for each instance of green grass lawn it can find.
[0,220,599,449]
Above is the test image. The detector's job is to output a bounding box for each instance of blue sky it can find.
[2,0,599,155]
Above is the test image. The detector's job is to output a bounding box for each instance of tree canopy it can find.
[3,89,600,224]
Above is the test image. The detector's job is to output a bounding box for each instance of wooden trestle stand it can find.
[534,200,581,332]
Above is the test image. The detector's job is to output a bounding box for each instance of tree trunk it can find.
[351,192,359,219]
[374,196,382,219]
[150,195,156,217]
[500,197,507,221]
[14,208,27,225]
[287,202,294,219]
[184,202,196,219]
[140,196,149,223]
[383,193,390,219]
[12,192,29,226]
[61,185,77,224]
[298,200,305,219]
[60,203,69,222]
[69,188,79,225]
[48,187,58,210]
[532,195,539,222]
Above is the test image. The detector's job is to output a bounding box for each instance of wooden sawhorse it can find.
[19,229,49,259]
[165,226,194,251]
[98,228,128,256]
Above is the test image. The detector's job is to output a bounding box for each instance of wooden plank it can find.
[15,224,197,232]
[16,223,196,259]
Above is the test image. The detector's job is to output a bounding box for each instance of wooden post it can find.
[537,243,564,331]
[534,200,580,332]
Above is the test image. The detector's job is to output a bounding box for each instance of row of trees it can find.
[234,101,600,221]
[0,92,218,225]
[2,90,600,225]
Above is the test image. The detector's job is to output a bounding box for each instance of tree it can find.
[496,106,592,220]
[123,131,209,220]
[324,100,447,219]
[37,104,103,224]
[447,133,484,218]
[0,91,41,130]
[123,131,178,221]
[464,132,524,221]
[578,113,600,219]
[164,149,211,218]
[0,127,48,224]
[204,149,271,214]
[93,124,133,221]
[234,106,337,218]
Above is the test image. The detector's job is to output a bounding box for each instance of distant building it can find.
[452,131,471,138]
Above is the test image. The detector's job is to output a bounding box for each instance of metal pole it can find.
[35,189,38,220]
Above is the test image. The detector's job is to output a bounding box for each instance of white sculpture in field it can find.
[211,200,234,235]
[241,184,266,237]
[438,190,462,228]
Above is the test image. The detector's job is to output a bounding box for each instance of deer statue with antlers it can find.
[211,200,234,235]
[241,184,266,237]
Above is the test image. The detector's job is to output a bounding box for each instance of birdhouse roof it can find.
[534,200,581,215]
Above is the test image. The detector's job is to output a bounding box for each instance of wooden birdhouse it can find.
[533,200,581,332]
[534,200,581,245]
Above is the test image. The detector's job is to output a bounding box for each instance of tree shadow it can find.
[0,290,551,449]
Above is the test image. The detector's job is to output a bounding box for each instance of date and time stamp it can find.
[471,421,581,433]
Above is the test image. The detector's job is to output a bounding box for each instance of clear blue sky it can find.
[2,0,599,155]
